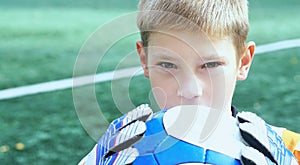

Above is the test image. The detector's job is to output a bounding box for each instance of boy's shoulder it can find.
[269,125,300,164]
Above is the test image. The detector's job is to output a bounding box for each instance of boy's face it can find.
[137,30,254,113]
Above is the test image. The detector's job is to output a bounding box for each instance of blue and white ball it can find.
[133,105,245,165]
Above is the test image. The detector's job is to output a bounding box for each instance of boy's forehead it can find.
[148,30,233,46]
[147,30,235,58]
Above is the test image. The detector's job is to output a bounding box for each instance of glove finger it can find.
[104,121,146,159]
[237,112,265,124]
[121,104,153,128]
[105,147,139,165]
[241,147,275,165]
[238,112,298,165]
[239,122,277,164]
[108,104,153,134]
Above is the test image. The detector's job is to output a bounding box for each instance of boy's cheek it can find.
[149,75,178,109]
[151,87,168,109]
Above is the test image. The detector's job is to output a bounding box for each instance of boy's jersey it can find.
[282,129,300,164]
[268,126,300,164]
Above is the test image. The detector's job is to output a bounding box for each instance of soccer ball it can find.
[133,105,245,165]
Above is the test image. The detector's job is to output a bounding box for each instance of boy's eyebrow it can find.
[200,54,226,61]
[150,52,178,60]
[150,51,227,61]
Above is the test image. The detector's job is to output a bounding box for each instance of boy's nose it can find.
[177,75,203,99]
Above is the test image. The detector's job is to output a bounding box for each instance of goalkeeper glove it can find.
[84,104,153,165]
[237,112,298,165]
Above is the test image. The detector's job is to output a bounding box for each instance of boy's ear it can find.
[237,41,256,81]
[136,41,149,78]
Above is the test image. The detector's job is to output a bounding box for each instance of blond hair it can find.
[137,0,249,55]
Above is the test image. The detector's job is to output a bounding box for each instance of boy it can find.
[79,0,300,164]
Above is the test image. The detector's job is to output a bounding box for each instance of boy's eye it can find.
[159,62,177,69]
[202,62,223,69]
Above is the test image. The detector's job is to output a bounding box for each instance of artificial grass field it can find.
[0,0,300,164]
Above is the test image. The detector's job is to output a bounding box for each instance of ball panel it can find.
[134,110,168,154]
[206,150,241,165]
[154,136,206,164]
[134,153,159,165]
[163,105,245,159]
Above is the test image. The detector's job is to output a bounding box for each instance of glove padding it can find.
[96,104,153,165]
[237,112,298,165]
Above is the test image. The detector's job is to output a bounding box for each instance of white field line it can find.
[0,67,143,100]
[1,38,300,100]
[255,38,300,54]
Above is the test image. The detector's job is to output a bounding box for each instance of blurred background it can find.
[0,0,299,164]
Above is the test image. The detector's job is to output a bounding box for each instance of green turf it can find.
[0,0,300,164]
[0,0,139,9]
[0,90,95,164]
[0,8,137,89]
